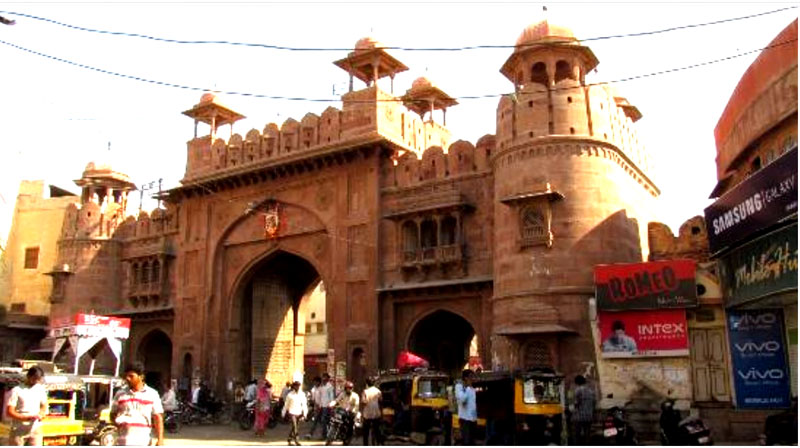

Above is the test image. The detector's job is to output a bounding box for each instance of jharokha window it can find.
[519,204,553,248]
[24,247,39,269]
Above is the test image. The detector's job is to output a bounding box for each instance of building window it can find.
[519,203,553,249]
[151,260,161,284]
[24,247,39,269]
[531,62,548,86]
[10,303,25,313]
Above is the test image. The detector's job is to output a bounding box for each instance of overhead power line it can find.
[0,6,795,51]
[0,37,795,102]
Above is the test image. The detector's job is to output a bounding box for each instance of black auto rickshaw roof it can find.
[375,369,449,385]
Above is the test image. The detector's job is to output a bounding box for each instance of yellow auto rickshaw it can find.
[451,368,566,445]
[0,370,91,446]
[375,370,451,445]
[80,375,125,446]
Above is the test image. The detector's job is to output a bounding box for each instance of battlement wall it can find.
[184,86,453,181]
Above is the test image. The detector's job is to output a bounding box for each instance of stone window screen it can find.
[519,203,552,248]
[523,341,552,369]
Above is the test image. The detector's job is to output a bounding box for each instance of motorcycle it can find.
[325,407,356,446]
[660,398,712,445]
[602,402,637,445]
[239,401,256,430]
[761,400,797,446]
[164,409,182,434]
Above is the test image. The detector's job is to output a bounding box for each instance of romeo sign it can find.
[728,309,791,409]
[594,260,697,310]
[705,147,797,255]
[598,309,689,358]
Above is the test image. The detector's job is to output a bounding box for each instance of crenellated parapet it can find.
[648,216,710,262]
[385,135,495,189]
[182,86,454,182]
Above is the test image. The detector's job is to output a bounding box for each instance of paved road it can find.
[165,420,332,446]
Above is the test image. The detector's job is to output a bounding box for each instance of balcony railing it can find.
[401,244,464,269]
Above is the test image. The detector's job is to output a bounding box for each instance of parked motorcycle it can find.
[660,398,712,445]
[602,402,637,445]
[325,407,356,446]
[239,401,256,430]
[761,400,797,445]
[164,409,182,434]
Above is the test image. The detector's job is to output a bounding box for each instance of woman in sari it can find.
[254,379,273,436]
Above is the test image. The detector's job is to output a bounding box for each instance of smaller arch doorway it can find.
[137,330,172,394]
[408,310,478,376]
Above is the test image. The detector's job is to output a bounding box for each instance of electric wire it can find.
[0,37,795,102]
[0,6,795,51]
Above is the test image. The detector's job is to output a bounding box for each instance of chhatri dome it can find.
[515,19,578,47]
[354,36,382,52]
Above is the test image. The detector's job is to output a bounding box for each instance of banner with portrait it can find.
[598,309,689,358]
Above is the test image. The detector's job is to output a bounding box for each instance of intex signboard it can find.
[598,309,689,358]
[705,147,797,255]
[594,260,697,311]
[718,222,798,308]
[728,309,791,409]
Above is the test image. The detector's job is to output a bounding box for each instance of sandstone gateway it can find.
[35,20,659,392]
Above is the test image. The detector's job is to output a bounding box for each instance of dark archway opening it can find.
[138,330,172,394]
[408,310,475,377]
[237,251,320,389]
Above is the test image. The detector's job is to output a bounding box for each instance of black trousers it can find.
[459,419,476,446]
[362,418,383,445]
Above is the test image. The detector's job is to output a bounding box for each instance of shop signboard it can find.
[598,309,689,358]
[705,147,797,255]
[49,313,131,339]
[728,309,791,409]
[718,222,797,308]
[594,260,697,310]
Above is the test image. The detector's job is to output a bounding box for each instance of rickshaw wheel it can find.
[99,428,118,446]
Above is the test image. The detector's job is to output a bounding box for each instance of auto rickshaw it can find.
[375,370,450,445]
[451,368,566,445]
[0,370,92,446]
[80,375,125,446]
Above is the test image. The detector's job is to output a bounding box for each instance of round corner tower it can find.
[490,19,660,377]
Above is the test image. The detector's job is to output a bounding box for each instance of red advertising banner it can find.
[598,309,689,358]
[594,260,697,310]
[50,314,131,339]
[76,314,131,329]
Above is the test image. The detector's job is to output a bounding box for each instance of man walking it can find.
[361,377,383,445]
[5,366,48,446]
[112,362,165,446]
[455,369,477,446]
[308,373,333,439]
[572,375,596,445]
[282,380,308,446]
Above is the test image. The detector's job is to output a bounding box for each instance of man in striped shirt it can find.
[111,362,165,446]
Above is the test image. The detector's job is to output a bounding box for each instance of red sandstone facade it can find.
[41,20,659,392]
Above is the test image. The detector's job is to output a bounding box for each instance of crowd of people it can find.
[4,363,598,446]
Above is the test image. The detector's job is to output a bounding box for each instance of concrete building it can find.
[0,180,79,363]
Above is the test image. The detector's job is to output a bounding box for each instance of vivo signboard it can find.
[728,309,791,409]
[705,147,797,255]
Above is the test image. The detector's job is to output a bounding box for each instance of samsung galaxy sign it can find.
[705,147,797,254]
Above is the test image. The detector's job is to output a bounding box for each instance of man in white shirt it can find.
[5,366,48,446]
[161,380,178,413]
[309,373,334,439]
[455,369,477,446]
[244,380,257,403]
[111,362,165,446]
[282,381,308,446]
[361,377,383,446]
[330,381,359,445]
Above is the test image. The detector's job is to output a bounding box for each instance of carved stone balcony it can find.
[401,244,464,270]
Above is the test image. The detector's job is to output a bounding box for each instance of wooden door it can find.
[690,328,731,402]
